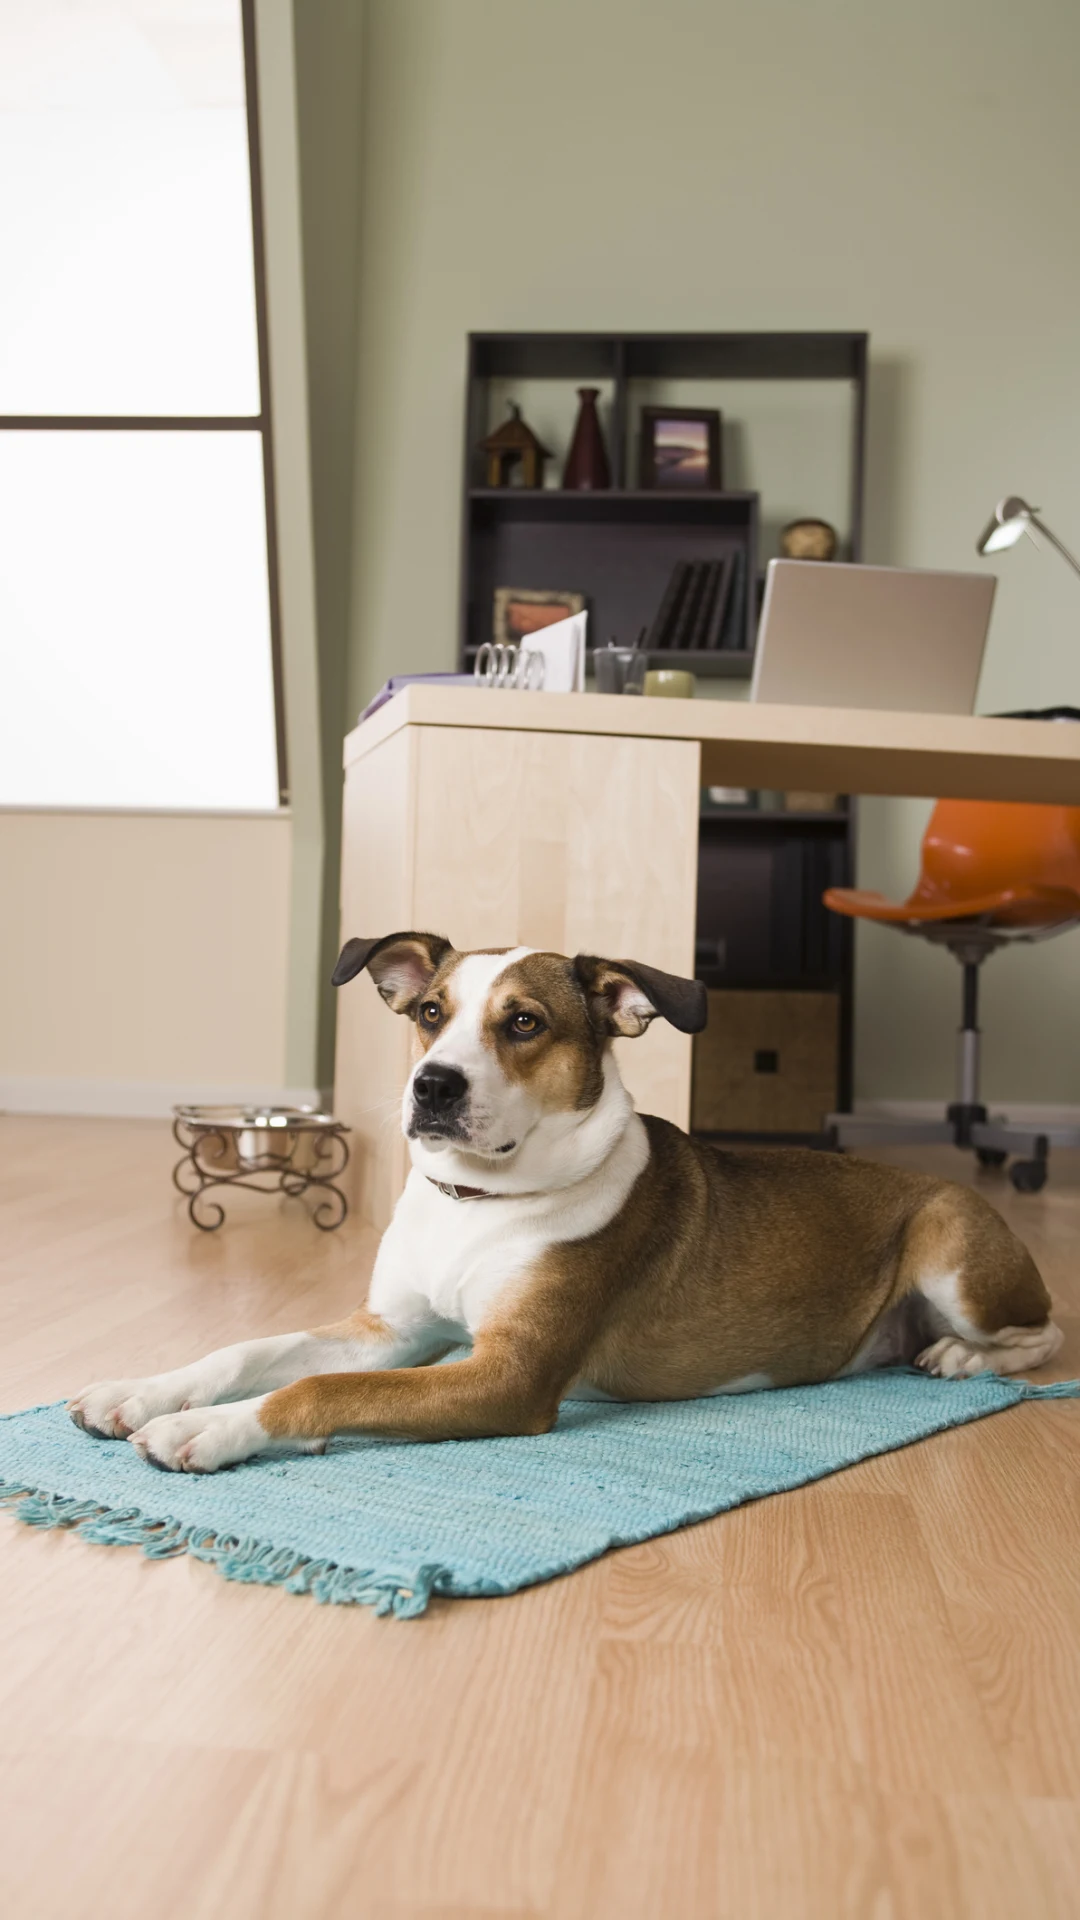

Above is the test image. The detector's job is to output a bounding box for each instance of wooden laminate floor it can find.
[1,1115,1078,1920]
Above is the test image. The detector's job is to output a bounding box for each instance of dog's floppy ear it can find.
[573,954,707,1038]
[332,932,454,1013]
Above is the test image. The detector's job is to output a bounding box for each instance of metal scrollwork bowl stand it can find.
[172,1106,351,1231]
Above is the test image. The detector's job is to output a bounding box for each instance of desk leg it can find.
[335,723,702,1229]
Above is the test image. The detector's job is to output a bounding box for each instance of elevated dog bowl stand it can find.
[171,1106,351,1231]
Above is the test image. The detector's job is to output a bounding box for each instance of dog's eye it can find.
[419,1001,441,1028]
[509,1010,543,1036]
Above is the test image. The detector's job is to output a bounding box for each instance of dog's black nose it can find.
[412,1062,468,1115]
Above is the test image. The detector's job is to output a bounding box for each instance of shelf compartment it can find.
[463,490,758,658]
[621,331,866,383]
[470,335,620,382]
[695,820,850,987]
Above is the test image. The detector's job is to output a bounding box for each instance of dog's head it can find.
[332,933,706,1170]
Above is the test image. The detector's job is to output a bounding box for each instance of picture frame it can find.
[639,407,723,490]
[493,586,586,647]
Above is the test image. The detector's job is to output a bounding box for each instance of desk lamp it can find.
[976,496,1080,580]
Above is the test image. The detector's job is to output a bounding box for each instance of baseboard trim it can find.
[855,1098,1080,1126]
[0,1077,326,1121]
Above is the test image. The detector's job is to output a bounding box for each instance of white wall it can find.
[0,811,297,1115]
[347,0,1080,1108]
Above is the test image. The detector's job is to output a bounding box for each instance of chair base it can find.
[827,944,1080,1192]
[826,1107,1080,1194]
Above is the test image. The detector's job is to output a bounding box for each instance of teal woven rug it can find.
[1,1371,1076,1618]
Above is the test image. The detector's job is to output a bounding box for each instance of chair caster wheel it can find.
[1009,1159,1047,1194]
[975,1147,1008,1169]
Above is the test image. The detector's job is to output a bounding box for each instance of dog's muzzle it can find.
[409,1061,470,1138]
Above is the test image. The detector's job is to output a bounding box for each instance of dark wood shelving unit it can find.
[457,329,868,1139]
[693,798,858,1142]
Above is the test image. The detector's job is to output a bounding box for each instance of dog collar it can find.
[429,1178,496,1201]
[427,1176,542,1202]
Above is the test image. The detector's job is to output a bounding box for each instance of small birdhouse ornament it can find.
[479,404,551,489]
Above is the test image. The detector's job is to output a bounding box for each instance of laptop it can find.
[750,560,996,713]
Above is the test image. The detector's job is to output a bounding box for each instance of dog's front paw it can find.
[129,1400,273,1473]
[68,1378,185,1440]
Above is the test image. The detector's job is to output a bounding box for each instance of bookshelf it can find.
[456,330,868,1138]
[457,330,868,677]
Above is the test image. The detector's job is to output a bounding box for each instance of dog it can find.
[69,933,1063,1472]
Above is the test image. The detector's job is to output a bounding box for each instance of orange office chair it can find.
[824,799,1080,1191]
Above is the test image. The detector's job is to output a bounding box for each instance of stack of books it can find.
[646,553,745,654]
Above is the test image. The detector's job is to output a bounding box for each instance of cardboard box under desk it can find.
[692,990,840,1135]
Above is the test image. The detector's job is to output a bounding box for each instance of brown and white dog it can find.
[69,933,1062,1472]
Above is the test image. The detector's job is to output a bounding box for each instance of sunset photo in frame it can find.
[639,406,722,489]
[493,587,586,646]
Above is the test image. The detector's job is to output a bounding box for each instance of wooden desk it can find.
[336,688,1080,1226]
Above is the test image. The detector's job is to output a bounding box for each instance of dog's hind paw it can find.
[916,1321,1063,1381]
[915,1337,994,1379]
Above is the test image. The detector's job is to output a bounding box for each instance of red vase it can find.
[562,387,611,490]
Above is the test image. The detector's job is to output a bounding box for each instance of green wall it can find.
[293,0,365,1090]
[322,0,1080,1106]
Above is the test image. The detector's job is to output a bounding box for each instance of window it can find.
[0,0,285,810]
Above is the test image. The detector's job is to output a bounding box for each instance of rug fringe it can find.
[0,1477,443,1617]
[1015,1378,1080,1401]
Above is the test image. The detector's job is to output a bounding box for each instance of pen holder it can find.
[594,647,647,695]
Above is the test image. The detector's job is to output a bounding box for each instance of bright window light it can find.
[0,0,260,415]
[0,0,282,812]
[0,431,278,809]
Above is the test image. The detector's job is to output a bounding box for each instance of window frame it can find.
[0,0,288,809]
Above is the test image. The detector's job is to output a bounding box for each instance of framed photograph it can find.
[639,407,722,490]
[493,586,586,647]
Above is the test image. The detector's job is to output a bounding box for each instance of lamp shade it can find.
[975,494,1080,585]
[976,495,1036,555]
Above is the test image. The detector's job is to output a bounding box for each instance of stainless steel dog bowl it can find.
[171,1105,350,1231]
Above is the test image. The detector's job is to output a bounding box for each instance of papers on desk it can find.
[521,611,587,692]
[359,672,475,722]
[357,613,587,724]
